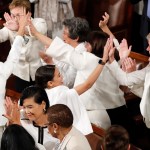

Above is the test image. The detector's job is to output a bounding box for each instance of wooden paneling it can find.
[72,0,133,43]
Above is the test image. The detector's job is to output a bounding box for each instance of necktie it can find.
[147,0,150,18]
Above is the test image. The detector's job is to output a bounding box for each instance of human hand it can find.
[121,57,136,73]
[3,96,21,125]
[99,12,109,29]
[119,39,132,60]
[18,9,31,28]
[3,12,19,31]
[28,19,38,36]
[17,8,31,36]
[39,50,53,64]
[102,37,114,62]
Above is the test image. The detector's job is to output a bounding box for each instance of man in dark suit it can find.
[130,0,149,55]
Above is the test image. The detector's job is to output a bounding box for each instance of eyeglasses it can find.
[11,13,24,19]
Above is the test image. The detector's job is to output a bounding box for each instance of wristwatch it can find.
[98,59,106,65]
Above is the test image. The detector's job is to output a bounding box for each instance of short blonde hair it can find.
[9,0,31,12]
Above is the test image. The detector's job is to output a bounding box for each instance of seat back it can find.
[5,88,21,101]
[86,124,105,150]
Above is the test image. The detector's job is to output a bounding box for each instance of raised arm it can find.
[99,12,121,51]
[108,39,146,86]
[74,38,113,95]
[99,12,114,37]
[29,20,52,47]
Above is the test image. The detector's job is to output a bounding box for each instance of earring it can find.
[43,108,46,113]
[54,130,57,133]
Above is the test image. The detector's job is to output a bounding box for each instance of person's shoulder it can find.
[67,127,91,149]
[70,126,86,138]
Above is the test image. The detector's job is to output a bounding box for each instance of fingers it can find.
[129,45,132,52]
[4,12,11,22]
[103,38,115,61]
[104,12,109,19]
[2,114,13,122]
[122,57,136,73]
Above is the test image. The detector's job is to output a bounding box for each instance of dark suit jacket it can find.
[130,0,149,51]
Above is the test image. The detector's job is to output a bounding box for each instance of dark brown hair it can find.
[104,125,129,150]
[47,104,73,128]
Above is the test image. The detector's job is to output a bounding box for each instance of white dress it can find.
[45,85,93,135]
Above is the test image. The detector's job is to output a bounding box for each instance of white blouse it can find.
[45,85,93,135]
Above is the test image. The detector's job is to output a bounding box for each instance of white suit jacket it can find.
[0,36,23,126]
[108,60,150,128]
[0,18,47,81]
[46,37,125,110]
[57,126,91,150]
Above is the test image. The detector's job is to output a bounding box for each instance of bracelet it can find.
[98,59,106,65]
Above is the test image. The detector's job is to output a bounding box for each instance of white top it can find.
[107,60,150,128]
[0,18,47,81]
[21,119,59,150]
[46,37,125,110]
[0,35,24,126]
[53,42,87,88]
[45,85,93,135]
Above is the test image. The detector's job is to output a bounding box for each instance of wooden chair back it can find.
[5,88,21,101]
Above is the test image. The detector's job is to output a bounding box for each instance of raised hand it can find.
[28,19,38,36]
[119,39,132,61]
[3,96,21,125]
[103,37,115,62]
[99,12,109,29]
[3,12,19,31]
[99,12,114,37]
[17,8,31,36]
[121,57,136,73]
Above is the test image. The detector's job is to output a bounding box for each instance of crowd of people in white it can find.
[0,0,150,150]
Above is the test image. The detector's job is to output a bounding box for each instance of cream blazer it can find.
[0,18,47,81]
[58,126,91,150]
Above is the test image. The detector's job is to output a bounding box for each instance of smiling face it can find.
[62,26,78,47]
[23,97,45,122]
[49,67,63,88]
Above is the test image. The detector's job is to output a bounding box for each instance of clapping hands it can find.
[119,39,132,60]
